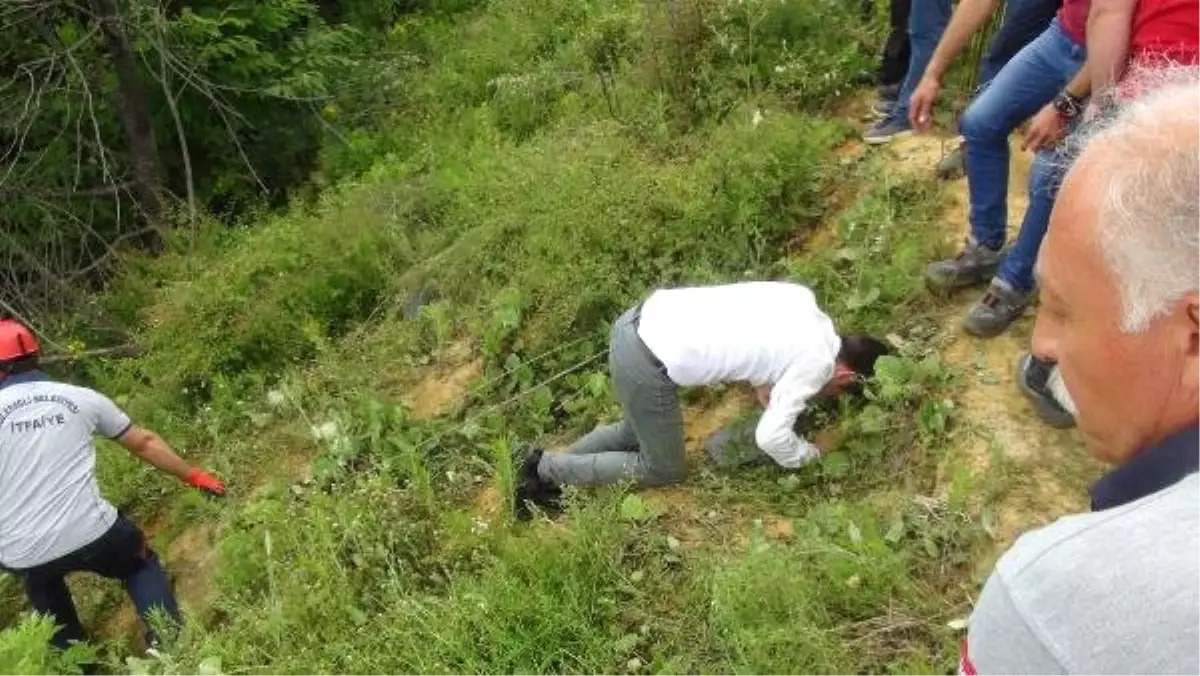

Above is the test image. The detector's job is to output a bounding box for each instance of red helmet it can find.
[0,319,39,363]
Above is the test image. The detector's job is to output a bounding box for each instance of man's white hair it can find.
[1063,64,1200,333]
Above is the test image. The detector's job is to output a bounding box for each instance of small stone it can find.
[666,535,681,551]
[630,570,645,583]
[627,657,643,671]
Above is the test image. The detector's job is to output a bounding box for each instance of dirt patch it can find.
[402,341,484,420]
[166,524,219,614]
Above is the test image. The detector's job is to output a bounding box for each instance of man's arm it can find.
[924,0,1004,83]
[910,0,1003,130]
[753,360,829,468]
[117,426,225,495]
[1087,0,1136,100]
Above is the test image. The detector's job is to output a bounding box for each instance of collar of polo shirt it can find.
[0,370,49,390]
[1091,424,1200,510]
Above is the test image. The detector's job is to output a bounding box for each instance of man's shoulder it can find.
[0,378,105,410]
[986,474,1200,672]
[999,472,1198,580]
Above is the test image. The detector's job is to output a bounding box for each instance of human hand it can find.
[1022,104,1065,151]
[186,468,226,497]
[755,385,772,408]
[909,75,942,132]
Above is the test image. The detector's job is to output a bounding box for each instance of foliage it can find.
[0,615,95,675]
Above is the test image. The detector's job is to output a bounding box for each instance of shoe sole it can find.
[863,129,912,145]
[924,271,995,293]
[1014,354,1076,429]
[962,307,1025,338]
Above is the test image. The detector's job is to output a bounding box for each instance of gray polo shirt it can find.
[965,469,1199,674]
[0,371,131,569]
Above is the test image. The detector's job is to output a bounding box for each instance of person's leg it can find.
[929,21,1083,290]
[538,312,685,487]
[998,147,1065,292]
[83,516,181,646]
[865,0,951,142]
[958,20,1082,251]
[940,0,1059,178]
[562,421,638,456]
[978,0,1061,86]
[879,0,913,87]
[20,567,85,649]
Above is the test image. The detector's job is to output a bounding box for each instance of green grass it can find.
[0,0,1022,673]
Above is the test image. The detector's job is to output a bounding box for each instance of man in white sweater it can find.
[514,281,889,518]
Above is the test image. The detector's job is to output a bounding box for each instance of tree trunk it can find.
[90,0,163,239]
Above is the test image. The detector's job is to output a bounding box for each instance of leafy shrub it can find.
[0,614,95,675]
[108,189,408,414]
[642,0,874,127]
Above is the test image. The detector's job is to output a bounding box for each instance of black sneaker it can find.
[877,82,901,101]
[1016,353,1076,429]
[514,448,562,520]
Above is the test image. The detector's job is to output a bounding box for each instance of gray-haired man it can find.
[963,69,1199,674]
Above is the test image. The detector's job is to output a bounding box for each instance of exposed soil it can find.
[402,340,484,420]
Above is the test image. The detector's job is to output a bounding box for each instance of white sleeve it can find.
[753,357,831,468]
[80,388,133,439]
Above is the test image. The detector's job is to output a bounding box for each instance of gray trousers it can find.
[538,306,686,487]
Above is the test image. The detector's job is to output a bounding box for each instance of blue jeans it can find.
[1000,143,1069,291]
[890,0,952,125]
[17,516,181,648]
[959,19,1085,291]
[978,0,1061,85]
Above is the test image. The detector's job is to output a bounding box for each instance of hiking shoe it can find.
[877,82,901,101]
[925,237,1005,290]
[863,116,912,145]
[1016,353,1076,429]
[936,141,965,180]
[963,278,1029,338]
[514,448,562,521]
[870,99,896,120]
[853,70,880,86]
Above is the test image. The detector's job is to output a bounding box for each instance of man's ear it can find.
[1186,294,1199,357]
[1181,295,1199,399]
[833,362,857,385]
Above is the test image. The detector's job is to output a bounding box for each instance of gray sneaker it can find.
[963,278,1029,338]
[863,116,912,144]
[936,142,965,180]
[925,237,1005,290]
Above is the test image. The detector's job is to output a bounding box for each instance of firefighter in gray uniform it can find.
[0,318,225,648]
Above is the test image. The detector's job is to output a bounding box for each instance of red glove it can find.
[186,468,226,497]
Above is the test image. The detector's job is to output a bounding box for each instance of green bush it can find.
[0,614,95,675]
[108,189,408,413]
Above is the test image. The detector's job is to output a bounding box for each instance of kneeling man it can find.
[515,281,889,517]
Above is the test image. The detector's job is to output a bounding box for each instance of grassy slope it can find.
[0,0,1102,673]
